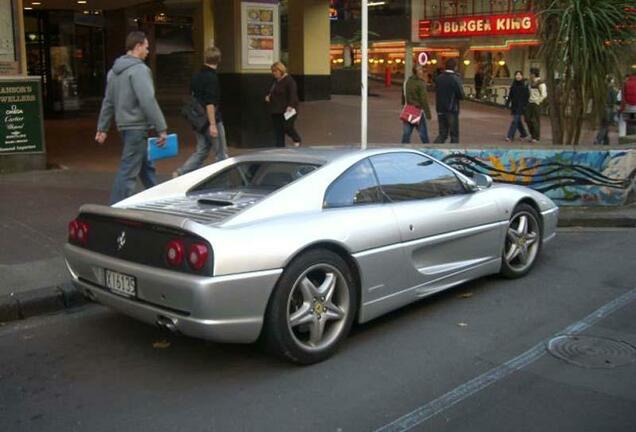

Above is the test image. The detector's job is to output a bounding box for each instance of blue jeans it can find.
[178,122,228,175]
[110,129,156,204]
[401,118,430,144]
[506,114,528,140]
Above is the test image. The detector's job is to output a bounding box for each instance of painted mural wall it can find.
[421,148,636,206]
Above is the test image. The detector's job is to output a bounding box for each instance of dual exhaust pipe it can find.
[156,315,178,333]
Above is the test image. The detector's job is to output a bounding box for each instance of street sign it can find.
[0,78,45,154]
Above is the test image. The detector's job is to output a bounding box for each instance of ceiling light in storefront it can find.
[463,59,471,66]
[24,6,33,10]
[430,59,438,65]
[498,60,506,66]
[31,2,42,5]
[77,1,88,4]
[387,60,393,64]
[368,1,386,6]
[369,59,374,63]
[378,59,385,63]
[395,59,402,64]
[83,10,89,14]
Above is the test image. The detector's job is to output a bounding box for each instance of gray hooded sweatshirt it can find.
[97,55,167,133]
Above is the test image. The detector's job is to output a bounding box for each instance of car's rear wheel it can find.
[500,203,542,279]
[263,249,357,365]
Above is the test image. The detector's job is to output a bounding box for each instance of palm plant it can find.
[331,29,380,68]
[537,0,635,145]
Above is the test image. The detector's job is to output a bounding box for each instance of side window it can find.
[324,159,383,208]
[370,153,466,202]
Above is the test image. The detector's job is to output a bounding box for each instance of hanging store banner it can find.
[419,12,537,39]
[241,1,280,69]
[0,78,45,154]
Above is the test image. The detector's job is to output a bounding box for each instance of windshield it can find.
[189,161,321,194]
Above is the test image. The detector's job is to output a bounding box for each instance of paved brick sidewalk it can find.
[42,81,618,174]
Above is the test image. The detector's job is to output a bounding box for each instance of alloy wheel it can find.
[286,263,350,352]
[504,210,541,273]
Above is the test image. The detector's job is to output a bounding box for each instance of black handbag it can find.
[180,96,208,132]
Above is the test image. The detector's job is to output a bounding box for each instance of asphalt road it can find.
[2,228,635,432]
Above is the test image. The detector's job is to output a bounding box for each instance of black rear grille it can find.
[71,213,213,276]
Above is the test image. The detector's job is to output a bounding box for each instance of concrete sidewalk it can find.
[2,165,636,324]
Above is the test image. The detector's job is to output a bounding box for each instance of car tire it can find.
[263,249,358,365]
[500,203,543,279]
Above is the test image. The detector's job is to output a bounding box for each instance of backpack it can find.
[180,95,208,132]
[624,76,636,105]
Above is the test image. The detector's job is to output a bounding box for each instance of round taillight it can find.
[68,220,79,241]
[165,240,185,266]
[187,243,209,271]
[77,222,89,245]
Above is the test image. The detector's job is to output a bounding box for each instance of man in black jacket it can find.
[173,46,227,177]
[433,59,465,144]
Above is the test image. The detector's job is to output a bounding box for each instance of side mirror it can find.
[473,173,493,189]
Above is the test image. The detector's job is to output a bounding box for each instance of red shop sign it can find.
[419,13,537,38]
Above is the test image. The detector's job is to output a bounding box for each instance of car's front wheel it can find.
[263,249,357,365]
[500,203,542,279]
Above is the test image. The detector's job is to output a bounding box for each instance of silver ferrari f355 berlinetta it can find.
[64,148,558,364]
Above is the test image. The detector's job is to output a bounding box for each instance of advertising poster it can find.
[0,78,45,154]
[0,0,19,75]
[241,1,280,69]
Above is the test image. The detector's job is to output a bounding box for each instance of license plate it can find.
[105,269,137,297]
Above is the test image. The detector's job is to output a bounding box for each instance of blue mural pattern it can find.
[422,149,636,206]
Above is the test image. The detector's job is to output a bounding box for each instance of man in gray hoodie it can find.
[95,31,167,204]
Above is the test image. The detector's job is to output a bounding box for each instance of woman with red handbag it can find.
[401,65,432,144]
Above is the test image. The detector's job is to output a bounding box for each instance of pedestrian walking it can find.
[173,46,227,177]
[96,31,167,205]
[474,68,484,100]
[504,71,529,142]
[524,67,547,143]
[433,58,464,144]
[593,75,619,145]
[401,65,432,144]
[265,62,301,147]
[618,72,636,137]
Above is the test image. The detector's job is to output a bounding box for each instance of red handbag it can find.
[400,104,422,124]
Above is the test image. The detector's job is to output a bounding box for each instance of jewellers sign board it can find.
[0,78,45,154]
[419,13,537,39]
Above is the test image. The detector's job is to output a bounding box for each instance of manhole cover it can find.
[546,335,636,369]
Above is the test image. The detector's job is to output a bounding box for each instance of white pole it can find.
[360,0,368,150]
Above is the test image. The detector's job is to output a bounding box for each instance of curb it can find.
[0,282,88,324]
[558,217,636,228]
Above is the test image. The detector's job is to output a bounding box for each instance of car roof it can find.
[230,146,424,165]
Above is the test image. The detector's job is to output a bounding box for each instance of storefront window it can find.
[330,0,410,20]
[424,0,533,18]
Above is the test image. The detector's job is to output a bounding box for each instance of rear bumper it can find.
[64,244,282,343]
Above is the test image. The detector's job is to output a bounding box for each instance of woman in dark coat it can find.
[265,61,302,147]
[505,70,529,142]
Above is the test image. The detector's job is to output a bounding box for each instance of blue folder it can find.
[147,133,178,161]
